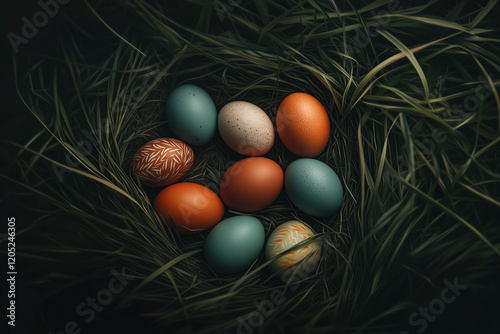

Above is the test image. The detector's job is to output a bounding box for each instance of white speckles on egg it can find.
[218,101,275,156]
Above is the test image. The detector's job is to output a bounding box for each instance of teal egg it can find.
[204,216,265,274]
[165,84,217,146]
[285,158,343,217]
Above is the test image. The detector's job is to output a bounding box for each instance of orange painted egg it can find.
[276,93,330,157]
[131,138,194,187]
[153,182,224,234]
[219,157,283,212]
[265,221,321,278]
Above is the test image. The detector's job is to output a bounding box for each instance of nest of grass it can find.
[4,0,500,333]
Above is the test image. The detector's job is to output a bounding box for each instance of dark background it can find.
[1,1,499,333]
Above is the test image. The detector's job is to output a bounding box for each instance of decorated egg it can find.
[276,92,330,157]
[204,216,265,274]
[165,84,217,145]
[265,221,321,278]
[220,157,283,212]
[131,138,194,187]
[285,158,343,217]
[218,101,275,156]
[154,182,224,234]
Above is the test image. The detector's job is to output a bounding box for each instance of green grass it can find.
[2,0,500,333]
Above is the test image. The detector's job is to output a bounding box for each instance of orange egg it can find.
[154,182,224,234]
[220,157,284,212]
[276,93,330,157]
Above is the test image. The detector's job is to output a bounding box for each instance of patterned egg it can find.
[265,221,321,278]
[131,138,194,187]
[218,101,275,156]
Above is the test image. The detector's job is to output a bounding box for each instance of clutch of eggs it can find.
[265,221,321,279]
[131,138,194,187]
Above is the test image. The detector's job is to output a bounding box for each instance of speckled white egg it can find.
[265,221,321,278]
[218,101,275,156]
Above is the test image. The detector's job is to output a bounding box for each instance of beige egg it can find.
[265,221,321,279]
[218,101,275,156]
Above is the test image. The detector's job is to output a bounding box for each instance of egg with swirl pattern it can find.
[265,221,321,279]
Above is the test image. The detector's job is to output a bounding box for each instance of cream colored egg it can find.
[218,101,274,156]
[265,221,321,279]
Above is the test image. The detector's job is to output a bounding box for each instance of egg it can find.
[154,182,224,234]
[204,216,265,274]
[220,157,283,212]
[131,138,194,187]
[276,93,330,157]
[218,101,275,156]
[165,84,217,146]
[265,221,321,278]
[285,158,343,217]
